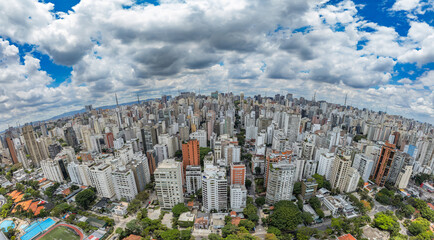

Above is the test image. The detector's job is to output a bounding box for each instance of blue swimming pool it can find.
[0,220,15,233]
[21,218,56,240]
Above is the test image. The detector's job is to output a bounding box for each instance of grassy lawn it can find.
[40,226,80,240]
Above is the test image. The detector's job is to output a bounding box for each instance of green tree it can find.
[75,188,97,210]
[408,217,431,236]
[222,224,239,238]
[308,197,321,210]
[207,233,222,240]
[239,219,255,231]
[267,226,281,236]
[373,211,400,234]
[301,212,314,225]
[245,179,252,189]
[243,203,259,222]
[172,203,189,217]
[255,167,261,175]
[268,201,302,231]
[160,229,180,240]
[293,182,302,195]
[255,197,265,207]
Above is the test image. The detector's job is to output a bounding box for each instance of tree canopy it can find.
[75,188,97,210]
[172,203,189,217]
[268,200,302,232]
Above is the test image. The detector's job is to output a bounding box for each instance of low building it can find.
[194,213,210,229]
[301,179,318,199]
[112,202,128,216]
[211,213,226,229]
[178,212,195,228]
[322,195,357,218]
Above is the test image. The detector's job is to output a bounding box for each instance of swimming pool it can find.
[0,220,15,233]
[21,218,56,240]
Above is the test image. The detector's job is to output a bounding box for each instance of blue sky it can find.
[0,0,433,130]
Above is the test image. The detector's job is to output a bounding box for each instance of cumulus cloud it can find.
[0,0,433,129]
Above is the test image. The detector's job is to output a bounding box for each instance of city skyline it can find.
[0,0,433,130]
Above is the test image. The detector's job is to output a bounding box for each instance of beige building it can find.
[154,159,184,209]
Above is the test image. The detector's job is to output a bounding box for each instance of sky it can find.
[0,0,433,130]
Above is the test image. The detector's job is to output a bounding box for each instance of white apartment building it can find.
[230,184,247,212]
[89,163,116,199]
[186,165,202,195]
[352,154,374,182]
[67,161,82,185]
[154,159,184,209]
[318,152,335,180]
[344,167,360,193]
[266,161,296,204]
[41,159,64,182]
[190,130,207,148]
[112,167,138,201]
[202,165,227,212]
[395,166,413,189]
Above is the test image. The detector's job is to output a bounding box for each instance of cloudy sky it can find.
[0,0,433,130]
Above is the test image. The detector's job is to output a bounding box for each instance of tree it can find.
[308,197,321,210]
[70,185,79,191]
[161,229,180,240]
[293,182,302,195]
[373,211,400,234]
[408,217,431,236]
[255,167,261,175]
[207,233,222,240]
[222,224,239,238]
[301,212,314,225]
[312,174,331,190]
[239,220,255,231]
[172,203,189,217]
[174,150,183,158]
[255,197,265,207]
[243,203,259,222]
[75,188,97,210]
[265,233,278,240]
[267,226,281,236]
[180,229,192,240]
[245,179,252,189]
[268,201,302,231]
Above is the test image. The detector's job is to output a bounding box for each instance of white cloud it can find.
[0,0,433,129]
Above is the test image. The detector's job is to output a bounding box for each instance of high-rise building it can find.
[89,163,116,199]
[283,113,301,144]
[344,167,360,193]
[22,125,43,166]
[186,165,202,195]
[317,153,335,180]
[154,159,184,209]
[129,153,151,192]
[202,165,227,212]
[182,139,200,173]
[67,161,82,185]
[352,154,374,182]
[190,130,207,147]
[112,166,138,201]
[230,184,247,212]
[225,145,241,165]
[265,150,292,187]
[330,155,351,192]
[78,163,93,186]
[372,142,396,186]
[41,159,65,182]
[395,166,413,189]
[265,161,296,204]
[64,127,78,148]
[230,163,246,185]
[6,137,18,164]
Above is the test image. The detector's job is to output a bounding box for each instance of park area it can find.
[38,225,81,240]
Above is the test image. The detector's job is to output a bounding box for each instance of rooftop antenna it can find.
[115,93,119,108]
[137,93,140,105]
[344,93,347,107]
[313,91,316,102]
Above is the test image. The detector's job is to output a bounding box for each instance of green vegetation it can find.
[312,174,331,190]
[243,203,259,222]
[373,211,400,235]
[40,226,80,240]
[408,217,431,236]
[75,188,97,210]
[127,190,150,214]
[409,198,434,222]
[414,173,434,185]
[245,179,252,189]
[171,203,189,217]
[266,200,302,232]
[44,182,60,198]
[199,147,212,166]
[308,196,324,218]
[293,182,302,195]
[255,197,265,207]
[329,216,371,239]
